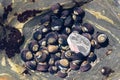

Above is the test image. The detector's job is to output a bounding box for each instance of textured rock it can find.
[67,32,91,56]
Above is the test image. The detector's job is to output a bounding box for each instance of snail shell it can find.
[28,40,39,53]
[21,49,34,62]
[80,61,91,72]
[36,62,49,72]
[25,60,37,70]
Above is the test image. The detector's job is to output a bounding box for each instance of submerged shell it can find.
[72,24,82,34]
[47,45,59,53]
[35,51,47,62]
[48,58,55,66]
[72,52,86,61]
[90,39,101,49]
[25,60,37,70]
[40,14,51,26]
[80,61,91,72]
[101,66,114,77]
[39,25,50,35]
[61,50,74,61]
[46,32,58,45]
[82,33,92,40]
[51,16,63,31]
[58,34,68,46]
[61,27,71,35]
[48,66,58,74]
[38,38,47,47]
[21,49,34,62]
[73,7,85,17]
[60,10,70,19]
[82,23,94,34]
[28,40,39,52]
[57,69,68,78]
[51,52,61,60]
[64,15,74,27]
[70,60,81,70]
[50,3,62,14]
[36,62,49,72]
[95,32,109,47]
[87,52,97,62]
[33,31,42,41]
[55,59,69,69]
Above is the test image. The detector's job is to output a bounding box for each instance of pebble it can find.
[67,32,91,56]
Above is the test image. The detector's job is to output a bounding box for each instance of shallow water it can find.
[0,0,120,80]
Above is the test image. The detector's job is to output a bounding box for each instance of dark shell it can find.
[38,38,47,47]
[60,10,70,19]
[82,33,92,40]
[57,69,68,78]
[61,27,71,35]
[59,45,70,51]
[82,23,94,34]
[72,14,83,24]
[51,17,63,31]
[40,14,51,26]
[39,25,50,35]
[95,32,109,47]
[80,61,91,72]
[21,49,34,62]
[70,60,81,70]
[46,32,58,45]
[56,59,70,69]
[72,24,82,34]
[28,40,39,52]
[48,66,58,74]
[48,58,55,66]
[50,3,62,14]
[25,60,37,70]
[72,52,86,61]
[58,34,68,46]
[101,66,114,77]
[47,45,59,53]
[35,51,47,62]
[64,15,74,27]
[37,62,49,72]
[87,52,97,62]
[61,50,74,61]
[51,52,61,60]
[73,7,85,17]
[90,39,101,49]
[41,48,49,55]
[33,31,42,41]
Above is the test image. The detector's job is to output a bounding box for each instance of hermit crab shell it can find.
[70,60,81,70]
[81,23,94,34]
[48,66,58,74]
[25,60,37,70]
[57,69,68,78]
[87,52,97,62]
[36,62,49,72]
[28,40,39,53]
[80,61,91,72]
[21,49,34,62]
[35,51,47,62]
[47,45,59,53]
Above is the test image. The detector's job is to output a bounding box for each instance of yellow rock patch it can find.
[85,9,114,25]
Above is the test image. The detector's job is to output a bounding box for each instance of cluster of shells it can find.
[21,3,109,78]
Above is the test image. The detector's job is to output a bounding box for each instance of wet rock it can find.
[67,32,91,56]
